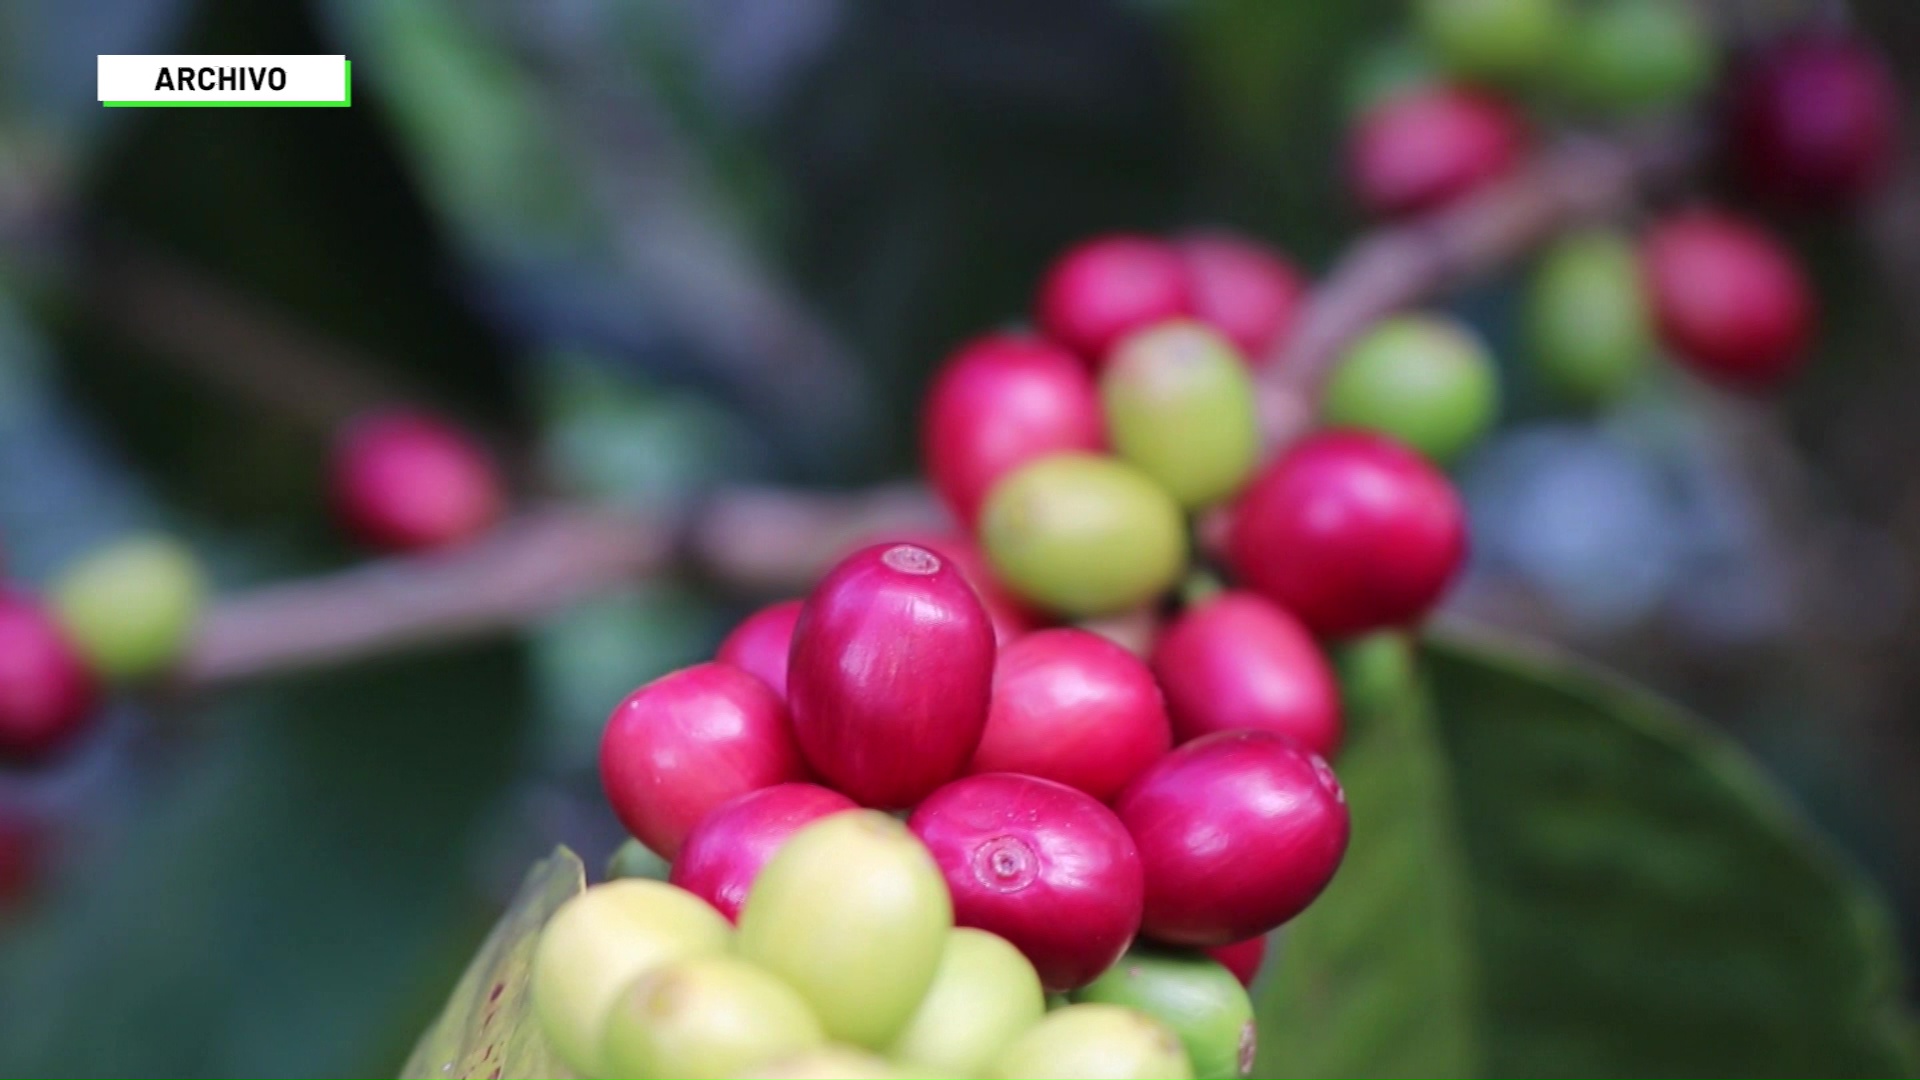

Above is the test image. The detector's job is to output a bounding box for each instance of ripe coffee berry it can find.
[1116,730,1349,945]
[1415,0,1567,84]
[989,1003,1194,1080]
[1322,313,1499,464]
[1101,321,1261,509]
[1150,591,1341,759]
[1732,34,1897,208]
[1226,431,1467,638]
[669,783,857,922]
[0,592,98,763]
[600,661,806,859]
[859,531,1036,646]
[329,410,504,552]
[922,334,1106,527]
[715,599,803,696]
[911,773,1144,991]
[1176,234,1306,362]
[1525,229,1654,403]
[1072,943,1256,1080]
[969,628,1171,802]
[1204,936,1267,990]
[890,928,1048,1076]
[1036,235,1192,366]
[1349,86,1526,219]
[1642,210,1814,390]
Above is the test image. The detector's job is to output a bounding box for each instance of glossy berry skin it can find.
[1116,730,1349,945]
[329,410,504,552]
[716,600,803,696]
[969,628,1171,802]
[1150,592,1341,759]
[669,783,857,922]
[860,531,1037,646]
[890,927,1048,1076]
[922,333,1106,527]
[1204,936,1267,989]
[1071,944,1256,1080]
[1732,35,1897,208]
[1641,211,1815,390]
[788,543,996,808]
[1349,86,1526,219]
[1036,235,1193,366]
[600,662,806,859]
[1226,431,1467,638]
[911,773,1145,991]
[0,593,98,764]
[1525,229,1653,403]
[1176,234,1307,362]
[1322,314,1499,464]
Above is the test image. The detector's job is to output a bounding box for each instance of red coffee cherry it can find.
[1035,235,1192,366]
[0,592,98,764]
[329,410,504,552]
[1150,591,1342,758]
[788,543,996,808]
[1348,86,1527,218]
[716,600,804,696]
[922,334,1106,527]
[1732,34,1897,208]
[1641,209,1815,389]
[1226,431,1467,638]
[600,661,806,859]
[669,783,857,922]
[1116,730,1348,946]
[1176,233,1307,362]
[968,628,1171,802]
[910,773,1144,991]
[1204,936,1268,989]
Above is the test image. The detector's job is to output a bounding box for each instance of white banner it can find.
[98,55,349,105]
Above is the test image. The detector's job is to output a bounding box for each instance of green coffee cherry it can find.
[1323,314,1499,463]
[987,1003,1194,1080]
[1524,229,1653,403]
[979,453,1188,617]
[1559,0,1715,113]
[1071,945,1255,1079]
[737,811,952,1049]
[606,838,671,882]
[600,955,825,1079]
[737,1047,912,1079]
[50,535,206,681]
[1101,321,1260,509]
[1415,0,1568,83]
[531,879,730,1077]
[889,928,1046,1075]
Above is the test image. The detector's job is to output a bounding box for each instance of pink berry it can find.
[1035,235,1192,365]
[329,410,504,552]
[1151,591,1342,758]
[1348,86,1527,218]
[788,543,996,808]
[716,600,804,696]
[1641,210,1815,389]
[922,334,1106,527]
[910,773,1144,991]
[1227,430,1467,638]
[1176,233,1308,362]
[1205,936,1267,989]
[0,592,98,763]
[968,628,1171,802]
[1116,730,1348,946]
[600,662,806,859]
[1732,35,1897,208]
[669,783,857,922]
[852,531,1038,646]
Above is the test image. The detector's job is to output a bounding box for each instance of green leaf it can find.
[1257,630,1913,1077]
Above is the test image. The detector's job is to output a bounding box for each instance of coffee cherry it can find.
[0,592,97,764]
[788,543,995,808]
[1116,730,1349,945]
[601,955,825,1079]
[1641,210,1815,390]
[1175,234,1307,362]
[922,334,1106,527]
[1349,86,1526,219]
[980,453,1188,618]
[858,531,1036,646]
[606,839,671,882]
[1071,944,1256,1080]
[716,600,803,696]
[1525,229,1653,403]
[1322,314,1499,463]
[329,410,503,552]
[968,628,1170,801]
[889,928,1047,1075]
[1101,321,1261,508]
[738,811,952,1049]
[600,662,805,859]
[1559,0,1715,113]
[1226,431,1467,638]
[1415,0,1567,83]
[1203,936,1267,989]
[739,1048,908,1079]
[1036,235,1193,366]
[988,1003,1194,1080]
[531,879,731,1077]
[1150,592,1341,759]
[910,773,1143,991]
[1732,34,1897,208]
[50,536,206,682]
[670,784,857,922]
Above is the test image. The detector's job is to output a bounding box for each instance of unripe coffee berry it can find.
[1559,0,1715,113]
[1349,86,1526,218]
[1641,210,1814,390]
[51,535,206,682]
[889,928,1047,1075]
[740,1048,908,1079]
[1176,234,1306,361]
[1036,235,1192,366]
[715,599,803,696]
[1072,944,1256,1080]
[600,955,825,1080]
[670,783,857,922]
[1525,229,1653,403]
[1101,321,1261,508]
[329,410,503,552]
[1151,591,1342,758]
[1322,314,1499,463]
[1204,936,1268,990]
[988,1003,1194,1080]
[0,592,98,763]
[1732,34,1897,208]
[1415,0,1567,83]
